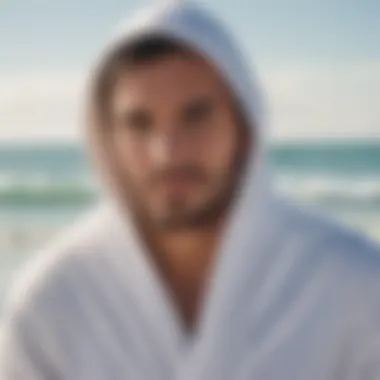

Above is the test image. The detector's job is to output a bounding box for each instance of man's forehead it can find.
[112,53,228,98]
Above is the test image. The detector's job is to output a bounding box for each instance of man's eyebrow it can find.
[113,105,150,118]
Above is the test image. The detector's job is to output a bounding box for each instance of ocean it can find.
[1,142,380,310]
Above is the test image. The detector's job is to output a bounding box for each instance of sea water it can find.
[1,142,380,311]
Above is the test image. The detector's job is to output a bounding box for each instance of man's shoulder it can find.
[3,204,115,318]
[278,199,380,277]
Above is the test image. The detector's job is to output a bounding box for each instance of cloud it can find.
[0,70,85,142]
[260,62,380,140]
[0,62,379,142]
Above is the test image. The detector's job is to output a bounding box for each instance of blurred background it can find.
[1,0,379,311]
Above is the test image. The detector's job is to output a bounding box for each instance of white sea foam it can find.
[276,176,380,206]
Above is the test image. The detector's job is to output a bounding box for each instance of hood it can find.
[87,0,275,345]
[87,0,276,330]
[87,2,277,377]
[88,0,269,187]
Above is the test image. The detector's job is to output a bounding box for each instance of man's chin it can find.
[138,191,231,231]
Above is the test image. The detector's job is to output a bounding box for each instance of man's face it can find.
[107,52,245,230]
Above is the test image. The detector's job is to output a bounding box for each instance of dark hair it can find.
[111,35,188,65]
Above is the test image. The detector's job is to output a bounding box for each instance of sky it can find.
[1,0,379,142]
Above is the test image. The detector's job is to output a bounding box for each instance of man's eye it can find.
[183,103,213,126]
[123,112,152,132]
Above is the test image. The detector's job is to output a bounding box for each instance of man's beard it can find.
[140,178,236,231]
[125,161,245,233]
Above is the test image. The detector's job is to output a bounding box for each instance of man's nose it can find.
[149,131,187,164]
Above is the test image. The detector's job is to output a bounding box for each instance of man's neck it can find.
[146,225,222,332]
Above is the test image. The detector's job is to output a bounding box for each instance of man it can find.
[2,2,380,380]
